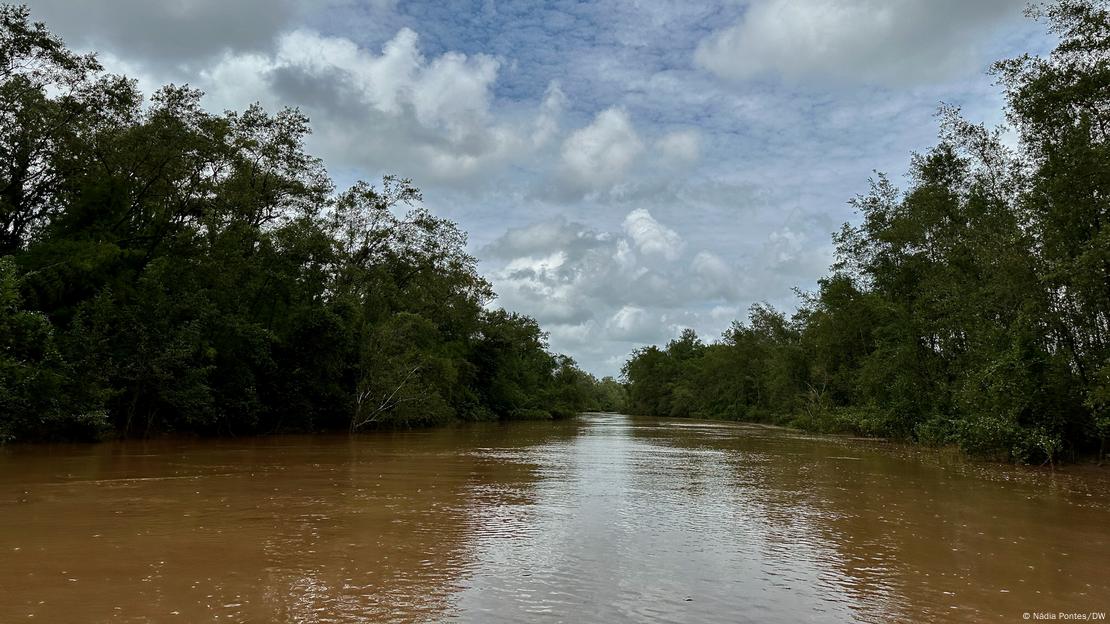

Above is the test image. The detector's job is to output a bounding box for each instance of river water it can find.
[1,413,1107,622]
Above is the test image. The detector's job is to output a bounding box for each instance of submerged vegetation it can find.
[0,5,617,442]
[623,0,1110,464]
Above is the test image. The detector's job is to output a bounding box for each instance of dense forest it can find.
[623,0,1110,464]
[6,1,1109,465]
[0,5,624,442]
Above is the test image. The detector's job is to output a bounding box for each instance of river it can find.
[0,413,1107,622]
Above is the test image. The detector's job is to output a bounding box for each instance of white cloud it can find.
[691,251,737,299]
[484,210,751,374]
[189,28,564,185]
[656,130,701,166]
[607,306,662,342]
[483,216,607,260]
[504,250,567,275]
[479,201,852,374]
[765,226,835,278]
[532,82,567,147]
[622,208,684,261]
[196,52,274,113]
[695,0,1026,86]
[410,49,499,140]
[558,107,643,195]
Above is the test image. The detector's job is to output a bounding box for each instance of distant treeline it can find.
[623,0,1110,464]
[0,5,624,442]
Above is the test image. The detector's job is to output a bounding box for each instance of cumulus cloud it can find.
[532,82,568,147]
[557,107,643,196]
[622,208,684,261]
[483,209,754,374]
[695,0,1027,86]
[479,203,848,375]
[187,28,564,185]
[607,306,662,342]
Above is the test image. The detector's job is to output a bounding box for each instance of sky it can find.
[24,0,1054,377]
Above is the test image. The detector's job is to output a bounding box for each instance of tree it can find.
[621,0,1110,463]
[0,4,598,441]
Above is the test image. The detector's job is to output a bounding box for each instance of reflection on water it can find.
[0,414,1107,622]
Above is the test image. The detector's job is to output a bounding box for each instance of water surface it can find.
[1,413,1107,622]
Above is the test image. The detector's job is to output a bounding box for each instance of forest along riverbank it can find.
[1,413,1107,623]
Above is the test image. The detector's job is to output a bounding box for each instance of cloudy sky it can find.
[25,0,1052,376]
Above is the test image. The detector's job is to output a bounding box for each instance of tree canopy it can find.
[622,0,1110,464]
[0,5,614,442]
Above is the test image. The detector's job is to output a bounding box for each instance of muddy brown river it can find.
[1,413,1107,622]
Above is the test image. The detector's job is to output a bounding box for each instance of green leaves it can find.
[0,256,107,441]
[0,4,598,440]
[622,0,1110,464]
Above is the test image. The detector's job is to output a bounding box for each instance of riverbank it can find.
[620,408,1109,468]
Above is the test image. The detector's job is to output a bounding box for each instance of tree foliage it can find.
[622,0,1110,464]
[0,5,611,441]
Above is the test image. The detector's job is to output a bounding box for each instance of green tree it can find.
[0,4,597,441]
[621,0,1110,463]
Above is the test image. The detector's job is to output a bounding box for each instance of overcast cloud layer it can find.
[25,0,1050,376]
